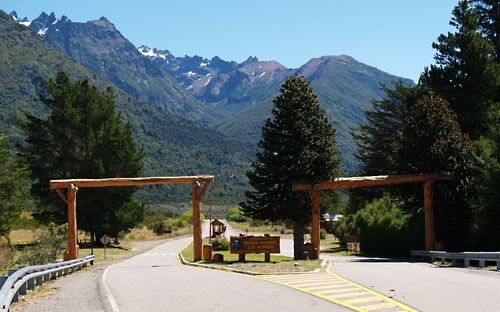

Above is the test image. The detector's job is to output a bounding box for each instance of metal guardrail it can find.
[410,250,500,269]
[0,255,95,312]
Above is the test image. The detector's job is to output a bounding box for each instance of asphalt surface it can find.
[103,229,349,312]
[323,254,500,312]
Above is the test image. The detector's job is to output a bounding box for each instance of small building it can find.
[210,219,226,237]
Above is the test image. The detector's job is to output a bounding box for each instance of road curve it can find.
[103,228,349,312]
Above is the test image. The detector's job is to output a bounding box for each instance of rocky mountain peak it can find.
[90,16,116,30]
[9,10,30,25]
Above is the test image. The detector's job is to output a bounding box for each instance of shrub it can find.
[179,210,204,225]
[354,195,410,256]
[320,228,328,240]
[19,223,67,265]
[226,207,248,223]
[174,219,186,228]
[211,237,229,251]
[152,221,166,235]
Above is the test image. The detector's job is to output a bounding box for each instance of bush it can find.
[173,219,187,228]
[320,228,328,240]
[226,207,248,223]
[179,210,204,225]
[152,221,166,235]
[19,224,67,265]
[211,237,229,251]
[354,195,410,256]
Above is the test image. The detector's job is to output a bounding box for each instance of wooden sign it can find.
[230,235,280,254]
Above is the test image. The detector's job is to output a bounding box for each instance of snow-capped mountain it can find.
[137,45,292,114]
[9,11,30,26]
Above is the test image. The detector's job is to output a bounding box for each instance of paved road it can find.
[103,223,349,312]
[323,254,500,312]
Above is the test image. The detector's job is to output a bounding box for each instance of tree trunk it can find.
[293,222,306,260]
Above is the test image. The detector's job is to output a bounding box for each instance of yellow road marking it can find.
[361,302,396,311]
[267,276,331,283]
[343,296,381,304]
[321,287,360,294]
[306,284,352,291]
[259,261,419,312]
[326,262,418,312]
[288,279,349,287]
[327,291,368,299]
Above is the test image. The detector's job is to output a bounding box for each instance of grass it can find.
[180,242,322,274]
[124,226,190,241]
[228,221,279,234]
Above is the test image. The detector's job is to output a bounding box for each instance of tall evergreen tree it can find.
[21,72,144,242]
[398,96,476,250]
[349,83,424,214]
[242,75,341,260]
[0,136,30,243]
[354,82,422,177]
[422,0,498,139]
[472,0,500,60]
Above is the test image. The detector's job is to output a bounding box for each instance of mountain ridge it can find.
[8,10,415,174]
[0,10,250,203]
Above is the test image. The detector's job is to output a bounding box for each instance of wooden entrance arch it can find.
[50,176,214,261]
[292,173,451,259]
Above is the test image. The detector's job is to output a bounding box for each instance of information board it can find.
[229,235,280,254]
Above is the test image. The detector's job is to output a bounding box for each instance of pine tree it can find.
[398,96,476,250]
[422,0,497,139]
[0,136,30,243]
[242,75,341,260]
[21,72,144,242]
[349,82,424,214]
[471,0,500,60]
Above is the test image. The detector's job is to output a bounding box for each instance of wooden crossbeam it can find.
[292,173,451,192]
[55,189,68,204]
[50,176,214,190]
[199,180,212,199]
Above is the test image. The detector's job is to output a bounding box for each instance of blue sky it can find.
[3,0,458,81]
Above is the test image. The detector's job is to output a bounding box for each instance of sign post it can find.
[100,235,110,259]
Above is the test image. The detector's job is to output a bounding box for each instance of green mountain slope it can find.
[216,56,414,173]
[30,12,218,123]
[0,10,250,203]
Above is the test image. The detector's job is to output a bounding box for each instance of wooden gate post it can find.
[423,180,435,251]
[192,181,202,261]
[64,184,79,260]
[311,186,321,260]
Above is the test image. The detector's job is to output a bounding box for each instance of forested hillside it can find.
[0,10,250,203]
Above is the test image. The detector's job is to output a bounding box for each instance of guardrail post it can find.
[36,275,43,286]
[479,260,485,268]
[19,281,27,295]
[496,261,500,271]
[44,272,50,282]
[451,258,457,267]
[64,268,69,275]
[464,258,470,268]
[27,277,35,290]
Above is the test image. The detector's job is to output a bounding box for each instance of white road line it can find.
[102,264,120,312]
